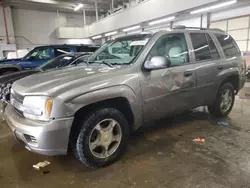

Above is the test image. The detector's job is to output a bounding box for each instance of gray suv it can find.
[4,27,246,168]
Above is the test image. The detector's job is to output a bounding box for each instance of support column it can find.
[57,9,60,27]
[83,9,86,26]
[112,0,114,10]
[95,2,98,21]
[207,12,211,28]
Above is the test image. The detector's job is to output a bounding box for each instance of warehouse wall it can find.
[210,5,250,52]
[12,8,95,49]
[85,0,217,37]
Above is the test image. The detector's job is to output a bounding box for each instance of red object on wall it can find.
[1,3,9,44]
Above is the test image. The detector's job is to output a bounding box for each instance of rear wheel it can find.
[208,83,235,118]
[73,108,129,168]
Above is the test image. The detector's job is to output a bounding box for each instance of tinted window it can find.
[54,47,71,57]
[206,34,220,59]
[39,54,75,71]
[77,46,99,53]
[215,34,240,58]
[148,33,189,66]
[191,33,211,61]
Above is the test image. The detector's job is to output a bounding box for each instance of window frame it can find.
[189,32,221,63]
[144,32,191,69]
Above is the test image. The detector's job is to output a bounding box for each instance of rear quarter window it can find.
[215,34,241,58]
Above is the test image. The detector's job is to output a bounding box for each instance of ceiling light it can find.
[123,25,141,32]
[190,0,237,14]
[74,3,83,11]
[149,16,175,26]
[92,35,102,40]
[105,31,118,36]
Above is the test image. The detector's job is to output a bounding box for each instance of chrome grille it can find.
[10,90,24,117]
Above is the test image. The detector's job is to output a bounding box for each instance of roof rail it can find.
[172,25,225,33]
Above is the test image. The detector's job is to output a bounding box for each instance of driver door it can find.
[140,33,197,121]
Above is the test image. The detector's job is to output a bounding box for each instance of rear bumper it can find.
[4,104,74,156]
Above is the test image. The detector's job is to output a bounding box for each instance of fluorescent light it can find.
[149,16,175,26]
[190,0,237,14]
[74,3,83,11]
[92,35,102,40]
[105,31,118,36]
[123,25,141,32]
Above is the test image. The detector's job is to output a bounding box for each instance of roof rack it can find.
[172,25,224,33]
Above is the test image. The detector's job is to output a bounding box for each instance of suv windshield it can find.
[88,34,152,65]
[22,47,51,60]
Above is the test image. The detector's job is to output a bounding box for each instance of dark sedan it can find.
[0,52,90,103]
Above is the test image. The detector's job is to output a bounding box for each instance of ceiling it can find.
[2,0,130,16]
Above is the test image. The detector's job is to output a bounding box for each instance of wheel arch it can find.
[67,85,143,136]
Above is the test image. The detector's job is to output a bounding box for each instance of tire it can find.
[73,108,129,168]
[208,83,235,118]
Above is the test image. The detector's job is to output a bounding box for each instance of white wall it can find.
[84,0,217,37]
[12,8,95,49]
[211,5,250,22]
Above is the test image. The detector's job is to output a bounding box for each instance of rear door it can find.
[140,32,197,121]
[188,32,223,106]
[214,34,244,85]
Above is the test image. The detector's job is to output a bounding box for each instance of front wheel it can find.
[208,83,235,118]
[73,108,129,168]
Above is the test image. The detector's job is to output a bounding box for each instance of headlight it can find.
[23,96,53,121]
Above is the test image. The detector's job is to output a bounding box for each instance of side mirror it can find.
[144,56,171,70]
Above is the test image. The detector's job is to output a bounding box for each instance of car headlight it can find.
[23,96,53,121]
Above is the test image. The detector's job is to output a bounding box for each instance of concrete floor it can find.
[1,87,250,188]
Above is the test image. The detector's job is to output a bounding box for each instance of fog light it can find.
[24,134,37,144]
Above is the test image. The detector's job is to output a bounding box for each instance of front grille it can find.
[11,90,24,117]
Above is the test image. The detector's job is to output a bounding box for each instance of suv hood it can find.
[0,58,21,64]
[13,65,119,96]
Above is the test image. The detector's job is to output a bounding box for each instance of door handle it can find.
[184,71,193,77]
[217,65,223,70]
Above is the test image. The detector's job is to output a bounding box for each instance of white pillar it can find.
[112,0,114,10]
[83,9,86,26]
[95,2,98,21]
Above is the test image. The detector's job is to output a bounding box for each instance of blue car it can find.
[0,44,99,75]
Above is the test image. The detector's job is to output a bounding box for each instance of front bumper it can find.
[4,104,74,156]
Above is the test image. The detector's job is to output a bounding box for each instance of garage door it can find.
[210,16,250,53]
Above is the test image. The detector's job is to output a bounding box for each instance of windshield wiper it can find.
[88,61,114,68]
[100,61,114,68]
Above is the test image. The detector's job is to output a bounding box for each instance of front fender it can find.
[65,85,143,129]
[0,64,23,71]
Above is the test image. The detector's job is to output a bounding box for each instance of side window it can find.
[215,34,241,58]
[190,33,211,61]
[34,48,50,60]
[54,47,71,57]
[148,33,189,66]
[206,34,220,59]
